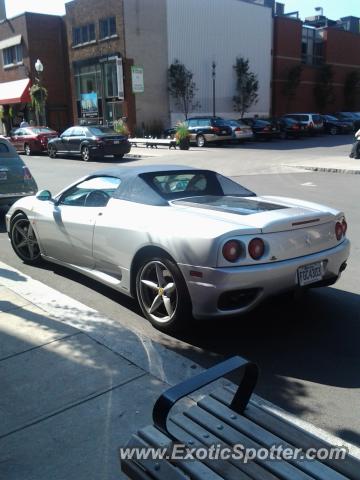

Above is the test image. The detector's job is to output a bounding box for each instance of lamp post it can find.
[35,59,46,125]
[212,61,216,118]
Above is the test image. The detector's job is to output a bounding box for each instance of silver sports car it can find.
[6,165,350,332]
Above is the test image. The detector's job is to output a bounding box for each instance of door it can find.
[10,128,23,151]
[57,127,74,153]
[68,126,86,154]
[33,176,121,267]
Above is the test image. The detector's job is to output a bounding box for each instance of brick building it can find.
[64,0,136,131]
[0,5,71,133]
[272,14,360,116]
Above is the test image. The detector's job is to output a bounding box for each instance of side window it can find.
[71,127,85,136]
[62,128,73,137]
[187,119,198,127]
[199,119,210,127]
[59,176,121,207]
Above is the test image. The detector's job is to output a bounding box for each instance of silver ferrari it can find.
[6,165,350,332]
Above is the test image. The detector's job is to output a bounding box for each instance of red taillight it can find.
[94,137,104,144]
[23,167,32,180]
[222,240,242,262]
[212,126,221,134]
[335,222,343,241]
[292,124,299,130]
[263,126,270,131]
[235,127,242,132]
[341,218,347,235]
[248,238,265,260]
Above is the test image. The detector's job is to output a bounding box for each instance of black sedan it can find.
[322,115,354,135]
[277,117,307,139]
[242,118,280,140]
[48,125,131,161]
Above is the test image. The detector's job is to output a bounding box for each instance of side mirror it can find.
[36,190,53,202]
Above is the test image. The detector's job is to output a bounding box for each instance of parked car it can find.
[334,112,360,131]
[0,137,37,207]
[321,115,353,135]
[184,117,233,147]
[223,119,253,142]
[242,118,279,140]
[277,117,307,139]
[7,126,58,155]
[5,165,349,332]
[282,113,324,134]
[47,125,131,161]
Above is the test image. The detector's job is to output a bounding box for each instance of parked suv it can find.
[283,113,323,134]
[185,117,232,147]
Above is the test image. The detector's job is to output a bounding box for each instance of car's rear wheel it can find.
[196,134,206,147]
[114,154,124,160]
[48,145,57,158]
[24,143,32,156]
[136,257,191,332]
[330,126,338,135]
[81,145,91,162]
[10,213,42,264]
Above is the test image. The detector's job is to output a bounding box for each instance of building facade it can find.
[0,9,71,134]
[272,14,360,116]
[65,0,136,132]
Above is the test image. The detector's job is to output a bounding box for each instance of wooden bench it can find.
[120,356,360,480]
[129,138,177,149]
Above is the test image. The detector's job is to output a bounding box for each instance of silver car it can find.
[6,165,349,332]
[0,137,37,207]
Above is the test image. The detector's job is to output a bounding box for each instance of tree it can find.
[282,64,302,110]
[344,71,360,110]
[30,84,48,126]
[168,60,199,120]
[313,64,334,112]
[233,57,259,118]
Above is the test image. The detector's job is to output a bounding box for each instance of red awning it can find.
[0,78,31,105]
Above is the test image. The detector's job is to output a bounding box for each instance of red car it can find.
[7,126,58,156]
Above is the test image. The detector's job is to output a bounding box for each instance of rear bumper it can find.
[89,142,131,156]
[179,239,350,319]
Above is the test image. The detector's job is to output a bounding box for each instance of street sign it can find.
[131,66,144,93]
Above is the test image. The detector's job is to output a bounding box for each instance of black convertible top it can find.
[86,165,255,206]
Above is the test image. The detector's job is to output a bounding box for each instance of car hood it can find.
[170,195,340,234]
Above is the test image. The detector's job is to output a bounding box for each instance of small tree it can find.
[282,64,302,110]
[344,71,360,110]
[313,64,334,112]
[168,59,199,120]
[30,84,48,126]
[233,57,259,118]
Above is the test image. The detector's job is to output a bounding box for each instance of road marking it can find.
[301,182,317,187]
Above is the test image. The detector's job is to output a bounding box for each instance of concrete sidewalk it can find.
[1,260,360,479]
[286,157,360,175]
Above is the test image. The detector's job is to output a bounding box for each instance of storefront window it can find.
[74,64,102,100]
[104,61,118,98]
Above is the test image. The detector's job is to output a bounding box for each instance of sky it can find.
[4,0,360,20]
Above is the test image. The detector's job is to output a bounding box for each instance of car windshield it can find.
[88,127,116,135]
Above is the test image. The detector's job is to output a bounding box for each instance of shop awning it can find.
[0,78,31,105]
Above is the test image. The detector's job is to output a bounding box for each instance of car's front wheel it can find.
[48,145,57,158]
[10,213,42,264]
[81,145,91,161]
[136,257,191,332]
[24,143,32,156]
[196,134,206,147]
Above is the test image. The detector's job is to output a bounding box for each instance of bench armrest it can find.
[153,356,258,438]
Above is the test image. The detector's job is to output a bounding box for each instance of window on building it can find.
[104,61,118,98]
[301,27,324,66]
[3,44,23,66]
[74,63,102,99]
[72,23,95,46]
[99,17,116,39]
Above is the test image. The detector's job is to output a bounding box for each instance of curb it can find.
[286,165,360,175]
[1,259,359,457]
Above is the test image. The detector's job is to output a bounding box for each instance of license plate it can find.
[0,171,7,180]
[297,262,323,286]
[114,140,120,144]
[221,130,226,134]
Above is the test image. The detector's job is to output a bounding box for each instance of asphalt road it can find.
[1,135,359,446]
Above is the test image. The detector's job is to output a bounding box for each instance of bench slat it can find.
[199,395,347,480]
[212,389,360,479]
[139,425,224,480]
[171,412,279,480]
[123,435,189,480]
[184,405,315,480]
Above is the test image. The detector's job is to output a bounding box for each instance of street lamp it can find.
[212,61,216,118]
[35,59,46,125]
